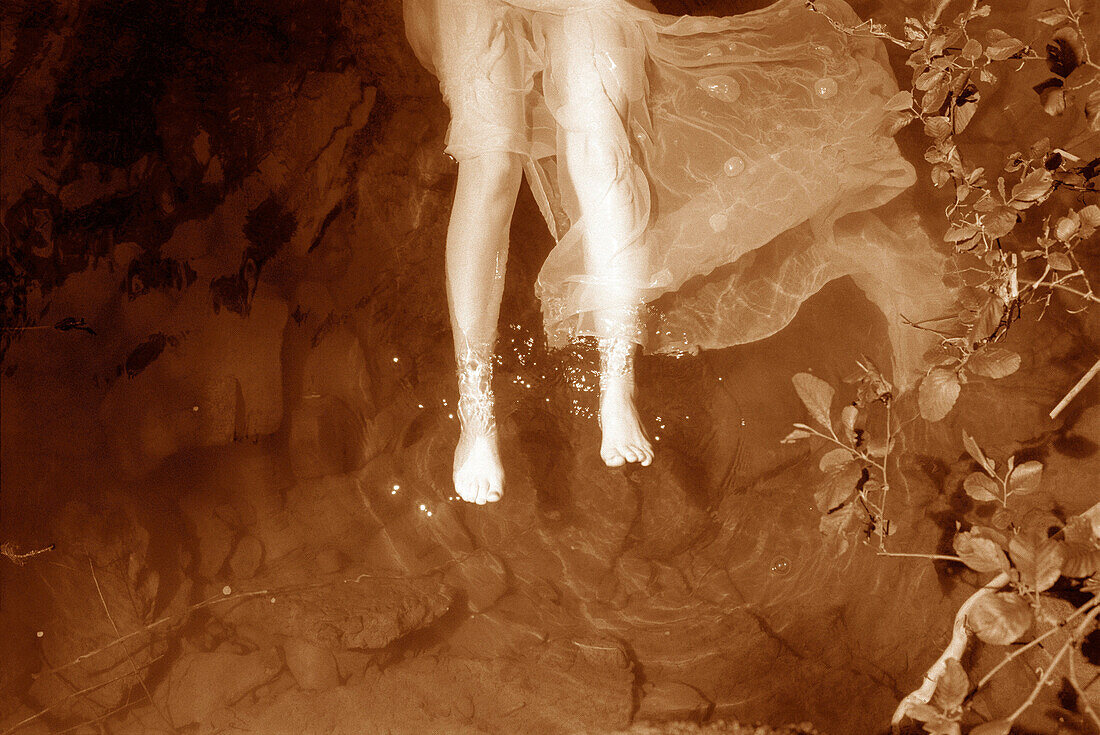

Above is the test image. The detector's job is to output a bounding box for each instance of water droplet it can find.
[222,585,233,595]
[814,77,838,99]
[769,556,792,576]
[699,75,741,103]
[709,212,729,232]
[723,156,745,176]
[36,630,44,638]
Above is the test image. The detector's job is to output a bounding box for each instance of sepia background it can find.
[1,0,1098,733]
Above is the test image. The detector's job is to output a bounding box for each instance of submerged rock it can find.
[283,637,341,691]
[157,648,283,728]
[636,681,714,722]
[25,501,189,721]
[218,570,454,651]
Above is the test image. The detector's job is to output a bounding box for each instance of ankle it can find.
[456,343,497,437]
[598,336,637,394]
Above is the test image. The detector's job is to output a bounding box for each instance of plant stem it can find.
[1006,604,1100,723]
[892,571,1011,726]
[1049,356,1100,419]
[976,595,1099,690]
[1067,643,1100,730]
[877,551,965,562]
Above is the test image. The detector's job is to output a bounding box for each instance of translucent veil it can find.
[406,0,954,385]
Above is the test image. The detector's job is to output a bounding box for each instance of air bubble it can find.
[699,75,741,103]
[723,156,745,176]
[769,556,792,576]
[814,77,838,99]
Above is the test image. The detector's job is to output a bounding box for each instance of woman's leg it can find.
[447,151,523,504]
[549,11,653,467]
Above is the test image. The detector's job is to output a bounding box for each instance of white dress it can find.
[404,0,951,384]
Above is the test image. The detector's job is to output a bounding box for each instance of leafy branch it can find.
[811,0,1100,423]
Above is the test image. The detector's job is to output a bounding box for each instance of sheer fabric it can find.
[404,0,952,383]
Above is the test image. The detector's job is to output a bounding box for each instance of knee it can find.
[570,131,630,187]
[461,152,522,200]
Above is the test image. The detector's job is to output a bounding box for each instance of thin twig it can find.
[88,559,175,732]
[877,551,965,563]
[1066,636,1100,730]
[0,656,165,735]
[1049,356,1100,419]
[1007,604,1100,723]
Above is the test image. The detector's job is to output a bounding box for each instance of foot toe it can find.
[602,450,625,467]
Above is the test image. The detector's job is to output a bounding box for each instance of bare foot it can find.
[599,379,653,468]
[454,429,504,504]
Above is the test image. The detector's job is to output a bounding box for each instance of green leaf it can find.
[931,658,969,710]
[953,99,978,134]
[945,223,980,242]
[1047,251,1073,271]
[985,34,1026,61]
[1035,8,1070,26]
[919,369,961,422]
[1087,89,1100,131]
[792,373,835,429]
[967,591,1033,644]
[906,702,942,723]
[1006,460,1042,495]
[962,430,994,474]
[1054,213,1080,241]
[972,295,1005,340]
[924,115,953,139]
[967,347,1021,379]
[819,447,855,473]
[1081,205,1100,228]
[884,90,913,111]
[1009,535,1064,592]
[963,472,1000,503]
[981,206,1018,239]
[839,405,858,443]
[1037,82,1066,116]
[818,503,863,553]
[970,720,1012,735]
[960,38,983,60]
[953,530,1009,572]
[814,463,861,513]
[1047,27,1081,77]
[1011,167,1054,202]
[781,428,813,443]
[1062,515,1096,545]
[1061,544,1100,578]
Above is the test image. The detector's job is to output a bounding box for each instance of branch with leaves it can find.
[784,363,898,551]
[785,366,1100,732]
[892,432,1100,734]
[811,0,1100,423]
